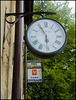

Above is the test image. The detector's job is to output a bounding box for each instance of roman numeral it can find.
[55,40,61,45]
[37,24,41,28]
[53,45,56,49]
[55,29,59,33]
[38,44,43,50]
[50,24,54,29]
[56,35,62,38]
[44,22,48,27]
[32,40,38,45]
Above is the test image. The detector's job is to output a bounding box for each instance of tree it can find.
[26,1,75,99]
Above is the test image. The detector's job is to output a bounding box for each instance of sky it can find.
[68,1,75,13]
[57,1,75,14]
[51,1,75,14]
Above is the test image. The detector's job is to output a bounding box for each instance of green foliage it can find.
[25,1,75,100]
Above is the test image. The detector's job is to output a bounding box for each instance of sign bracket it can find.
[3,10,56,47]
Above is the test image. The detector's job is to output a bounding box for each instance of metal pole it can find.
[12,0,23,99]
[24,1,34,99]
[0,2,2,99]
[24,25,27,100]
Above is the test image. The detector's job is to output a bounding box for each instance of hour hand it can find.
[45,35,49,43]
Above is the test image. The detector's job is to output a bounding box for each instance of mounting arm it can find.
[4,11,56,44]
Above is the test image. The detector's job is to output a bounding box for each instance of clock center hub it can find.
[37,28,56,46]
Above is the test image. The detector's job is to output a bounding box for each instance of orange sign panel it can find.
[32,70,37,75]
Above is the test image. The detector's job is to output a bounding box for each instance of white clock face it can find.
[26,18,66,54]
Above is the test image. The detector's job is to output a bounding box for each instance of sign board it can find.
[27,68,42,83]
[27,60,42,83]
[27,60,41,68]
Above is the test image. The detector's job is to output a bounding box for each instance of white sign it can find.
[27,63,41,67]
[27,68,42,83]
[27,60,41,68]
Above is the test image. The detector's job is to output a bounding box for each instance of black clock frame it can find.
[25,18,67,59]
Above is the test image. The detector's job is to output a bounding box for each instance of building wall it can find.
[1,1,24,99]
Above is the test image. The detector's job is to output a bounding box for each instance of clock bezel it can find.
[25,18,67,59]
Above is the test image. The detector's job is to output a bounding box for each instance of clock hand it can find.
[45,35,49,51]
[38,24,46,36]
[45,35,49,43]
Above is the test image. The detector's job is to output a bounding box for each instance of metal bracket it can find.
[4,10,56,45]
[5,12,56,24]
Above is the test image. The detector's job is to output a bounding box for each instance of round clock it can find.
[25,18,67,59]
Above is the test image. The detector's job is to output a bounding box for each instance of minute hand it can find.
[38,24,46,36]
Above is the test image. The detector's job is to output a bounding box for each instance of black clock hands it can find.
[38,24,49,44]
[38,24,49,43]
[45,35,49,51]
[45,35,49,43]
[38,24,46,36]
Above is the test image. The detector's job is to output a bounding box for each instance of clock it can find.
[25,18,67,59]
